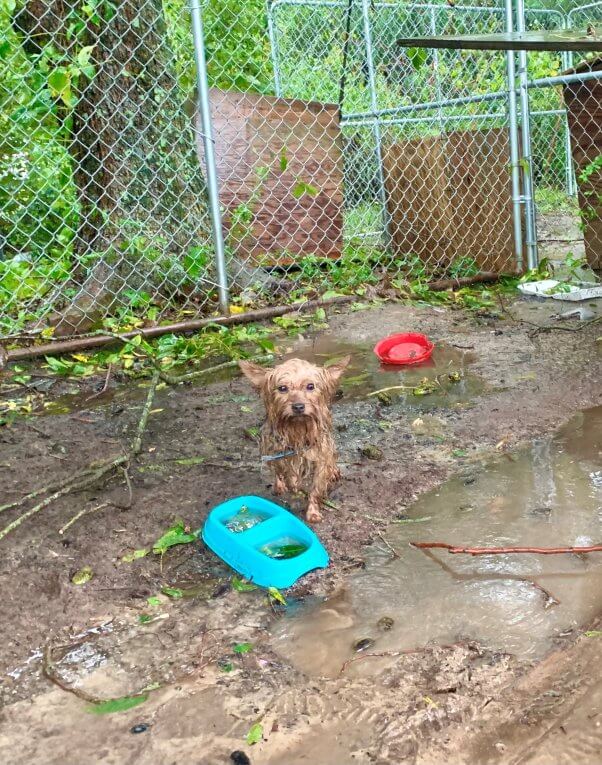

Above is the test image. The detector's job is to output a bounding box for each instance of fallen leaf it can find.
[232,577,258,592]
[233,642,253,655]
[246,722,263,745]
[88,694,148,715]
[267,587,287,605]
[121,548,149,563]
[152,521,197,555]
[71,566,94,585]
[161,586,183,599]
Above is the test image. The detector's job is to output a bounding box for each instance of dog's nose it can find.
[291,402,305,414]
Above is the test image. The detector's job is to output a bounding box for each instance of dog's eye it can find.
[306,383,315,391]
[277,385,288,393]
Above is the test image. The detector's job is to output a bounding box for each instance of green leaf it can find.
[268,587,287,605]
[147,596,161,607]
[121,548,149,563]
[77,44,96,67]
[44,356,73,375]
[452,449,468,458]
[246,722,263,745]
[233,642,253,654]
[292,180,319,199]
[585,630,602,638]
[152,521,197,555]
[220,662,234,672]
[161,586,183,599]
[47,67,73,106]
[407,47,428,71]
[71,566,93,585]
[232,577,258,592]
[138,614,152,624]
[88,694,148,715]
[279,150,288,172]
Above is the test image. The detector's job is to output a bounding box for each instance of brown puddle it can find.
[271,407,602,677]
[285,333,488,407]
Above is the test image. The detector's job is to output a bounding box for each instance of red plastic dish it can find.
[373,332,434,366]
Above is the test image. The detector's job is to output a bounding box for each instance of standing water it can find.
[271,407,602,676]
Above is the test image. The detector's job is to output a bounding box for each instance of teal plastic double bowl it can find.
[201,495,329,589]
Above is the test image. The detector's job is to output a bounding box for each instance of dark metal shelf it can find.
[396,29,602,53]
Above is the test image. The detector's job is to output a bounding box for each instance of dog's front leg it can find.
[306,460,335,523]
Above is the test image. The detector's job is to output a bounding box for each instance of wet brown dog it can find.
[239,356,351,523]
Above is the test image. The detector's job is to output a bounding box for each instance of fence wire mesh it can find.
[1,0,601,340]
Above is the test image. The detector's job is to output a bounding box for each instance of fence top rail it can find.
[270,0,564,19]
[567,0,602,18]
[395,29,602,51]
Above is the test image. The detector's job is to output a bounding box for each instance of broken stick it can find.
[411,542,602,556]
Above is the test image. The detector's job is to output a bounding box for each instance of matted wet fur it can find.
[239,355,351,523]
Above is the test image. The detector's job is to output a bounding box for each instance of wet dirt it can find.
[0,298,601,764]
[272,407,602,676]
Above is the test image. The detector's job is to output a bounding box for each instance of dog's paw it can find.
[306,507,323,524]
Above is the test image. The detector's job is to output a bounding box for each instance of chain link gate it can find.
[1,0,601,340]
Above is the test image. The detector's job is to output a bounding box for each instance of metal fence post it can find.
[359,0,391,250]
[429,5,445,134]
[190,0,230,315]
[504,0,524,272]
[515,0,538,270]
[563,11,577,197]
[267,0,283,98]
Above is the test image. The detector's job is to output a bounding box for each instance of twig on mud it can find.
[121,466,133,509]
[415,546,560,608]
[43,641,155,706]
[43,643,100,703]
[411,541,602,556]
[85,363,113,401]
[58,502,110,535]
[131,370,160,455]
[367,384,418,397]
[157,353,273,385]
[0,370,159,541]
[376,531,400,559]
[340,641,469,674]
[0,460,127,542]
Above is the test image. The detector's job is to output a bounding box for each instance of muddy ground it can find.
[0,297,601,764]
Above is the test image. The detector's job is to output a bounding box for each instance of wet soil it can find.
[0,298,601,764]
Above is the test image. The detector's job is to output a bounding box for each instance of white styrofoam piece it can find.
[518,279,602,302]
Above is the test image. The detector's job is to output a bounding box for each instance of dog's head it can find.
[239,356,351,424]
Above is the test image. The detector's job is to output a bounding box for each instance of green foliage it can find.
[152,521,197,555]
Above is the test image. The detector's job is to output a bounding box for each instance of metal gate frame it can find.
[189,0,602,304]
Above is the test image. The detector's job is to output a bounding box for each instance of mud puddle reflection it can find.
[272,407,602,676]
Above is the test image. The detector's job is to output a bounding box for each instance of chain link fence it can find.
[1,0,601,340]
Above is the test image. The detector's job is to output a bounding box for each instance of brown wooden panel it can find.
[382,128,517,273]
[198,89,344,266]
[563,60,602,270]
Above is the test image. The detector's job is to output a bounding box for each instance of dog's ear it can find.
[238,360,269,390]
[324,354,351,386]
